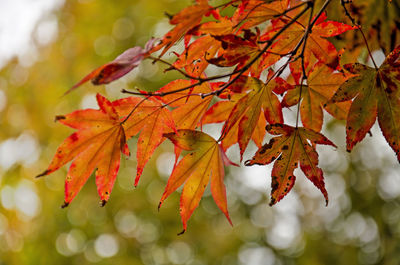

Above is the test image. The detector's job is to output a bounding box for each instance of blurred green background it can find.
[1,0,400,264]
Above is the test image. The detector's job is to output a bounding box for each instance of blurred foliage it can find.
[0,0,400,264]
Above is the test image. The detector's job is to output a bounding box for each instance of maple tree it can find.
[36,0,400,234]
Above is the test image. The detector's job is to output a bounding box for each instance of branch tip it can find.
[35,170,49,178]
[55,115,65,122]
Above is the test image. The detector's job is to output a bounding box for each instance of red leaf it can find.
[246,124,335,206]
[68,38,157,93]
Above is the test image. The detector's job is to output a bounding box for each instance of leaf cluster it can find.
[38,0,400,233]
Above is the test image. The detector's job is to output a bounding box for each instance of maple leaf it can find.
[208,31,265,76]
[68,39,157,93]
[361,0,400,53]
[173,35,221,76]
[156,80,213,130]
[160,130,237,233]
[328,45,400,160]
[151,0,211,57]
[245,124,336,206]
[112,96,177,186]
[282,62,351,132]
[341,0,400,54]
[261,12,355,69]
[36,94,129,206]
[233,0,289,30]
[202,94,267,151]
[196,15,234,36]
[221,76,289,159]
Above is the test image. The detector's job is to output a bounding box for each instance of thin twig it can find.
[121,96,149,124]
[148,55,202,80]
[295,1,315,128]
[340,0,378,69]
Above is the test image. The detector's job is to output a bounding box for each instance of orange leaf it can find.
[173,35,221,76]
[197,17,234,36]
[36,94,129,206]
[151,1,211,57]
[282,62,351,132]
[161,130,237,233]
[233,0,289,30]
[112,97,177,186]
[260,12,355,69]
[221,76,286,159]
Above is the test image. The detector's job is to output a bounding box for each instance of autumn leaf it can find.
[208,31,264,76]
[159,81,213,130]
[36,94,129,206]
[221,76,289,159]
[196,15,234,36]
[160,130,237,233]
[112,96,177,186]
[201,93,267,151]
[328,45,400,160]
[245,124,336,206]
[68,38,157,93]
[282,62,351,132]
[261,12,355,69]
[173,35,221,76]
[151,0,211,57]
[233,0,289,30]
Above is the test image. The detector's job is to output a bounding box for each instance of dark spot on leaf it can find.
[271,179,279,191]
[70,133,79,142]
